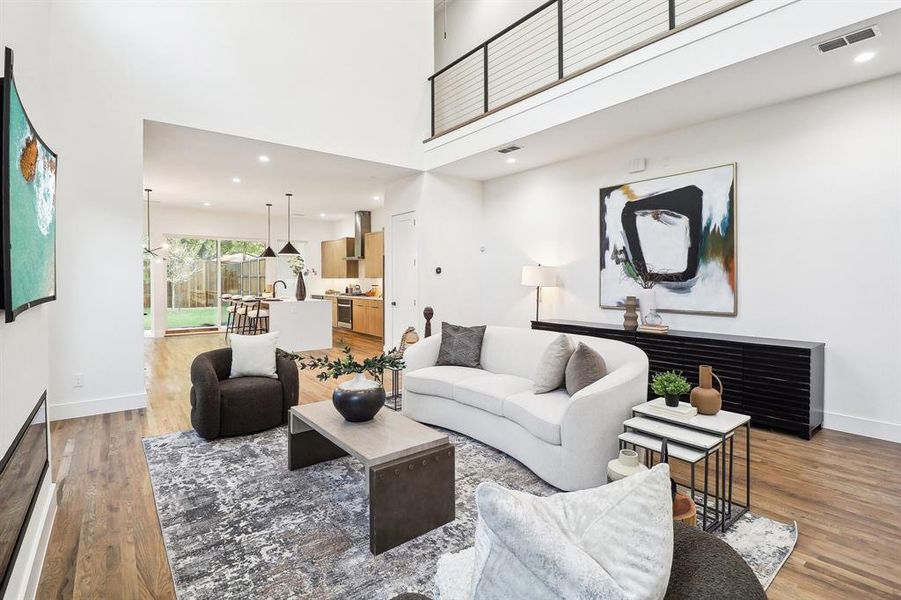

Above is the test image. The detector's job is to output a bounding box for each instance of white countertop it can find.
[319,294,383,301]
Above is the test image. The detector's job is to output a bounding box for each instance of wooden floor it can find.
[36,332,901,599]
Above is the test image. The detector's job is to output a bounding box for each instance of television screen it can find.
[1,47,57,322]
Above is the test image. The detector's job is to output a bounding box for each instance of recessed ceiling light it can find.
[232,177,241,183]
[506,157,516,164]
[202,202,212,207]
[854,51,875,63]
[258,155,270,163]
[320,212,326,218]
[372,195,380,201]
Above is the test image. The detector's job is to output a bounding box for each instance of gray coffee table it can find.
[287,401,455,554]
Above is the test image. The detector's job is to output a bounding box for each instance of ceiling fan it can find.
[143,188,166,260]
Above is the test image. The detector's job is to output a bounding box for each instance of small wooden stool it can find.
[673,491,697,528]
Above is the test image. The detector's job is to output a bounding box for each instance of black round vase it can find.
[664,394,682,408]
[332,385,386,422]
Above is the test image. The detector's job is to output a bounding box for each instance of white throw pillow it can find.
[467,464,673,600]
[229,332,279,379]
[533,334,575,393]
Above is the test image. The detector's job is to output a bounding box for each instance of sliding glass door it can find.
[219,240,266,325]
[156,237,267,330]
[165,237,219,329]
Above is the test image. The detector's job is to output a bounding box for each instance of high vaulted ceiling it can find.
[142,121,418,218]
[431,9,901,181]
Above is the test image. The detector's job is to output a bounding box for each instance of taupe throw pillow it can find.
[565,342,607,395]
[436,323,487,368]
[534,334,575,393]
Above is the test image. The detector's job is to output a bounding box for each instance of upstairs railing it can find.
[428,0,750,139]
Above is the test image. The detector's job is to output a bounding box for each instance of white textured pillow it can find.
[229,332,279,379]
[468,464,673,600]
[533,334,574,393]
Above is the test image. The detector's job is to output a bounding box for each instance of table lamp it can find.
[521,264,557,322]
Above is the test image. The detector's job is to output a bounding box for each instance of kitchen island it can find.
[264,299,332,352]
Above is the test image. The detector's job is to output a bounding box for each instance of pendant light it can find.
[260,203,277,258]
[143,189,165,260]
[278,193,300,255]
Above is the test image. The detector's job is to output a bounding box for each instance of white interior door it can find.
[390,211,417,347]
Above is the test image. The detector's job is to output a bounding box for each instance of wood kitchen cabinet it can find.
[320,238,359,278]
[363,231,384,278]
[352,298,383,338]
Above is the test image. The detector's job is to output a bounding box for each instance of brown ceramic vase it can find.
[690,365,723,415]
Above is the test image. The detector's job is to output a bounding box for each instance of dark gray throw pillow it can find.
[436,323,487,368]
[564,342,607,395]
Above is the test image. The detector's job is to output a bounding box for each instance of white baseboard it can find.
[49,391,147,421]
[824,411,901,443]
[6,477,56,600]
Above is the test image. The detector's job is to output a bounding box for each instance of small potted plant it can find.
[651,370,691,407]
[285,347,404,422]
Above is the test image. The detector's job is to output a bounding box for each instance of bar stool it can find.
[233,298,251,337]
[246,300,270,334]
[238,296,267,335]
[221,294,236,341]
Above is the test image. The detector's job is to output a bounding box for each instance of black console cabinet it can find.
[532,319,824,439]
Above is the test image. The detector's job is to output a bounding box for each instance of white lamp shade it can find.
[521,265,557,287]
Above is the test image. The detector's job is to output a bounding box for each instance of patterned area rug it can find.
[143,426,796,599]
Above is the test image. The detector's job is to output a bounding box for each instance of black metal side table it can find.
[384,366,403,411]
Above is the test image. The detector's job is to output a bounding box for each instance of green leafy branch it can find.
[279,346,404,384]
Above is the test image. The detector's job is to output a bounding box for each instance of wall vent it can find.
[815,26,880,53]
[497,145,521,154]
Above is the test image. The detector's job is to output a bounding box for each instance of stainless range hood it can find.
[344,210,371,260]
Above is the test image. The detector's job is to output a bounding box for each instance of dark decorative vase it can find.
[623,296,639,331]
[332,374,385,422]
[664,394,682,408]
[295,272,306,301]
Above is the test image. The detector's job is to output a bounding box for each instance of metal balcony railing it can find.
[428,0,750,139]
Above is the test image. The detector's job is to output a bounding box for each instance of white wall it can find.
[434,0,546,70]
[478,75,901,442]
[0,1,432,421]
[382,172,483,346]
[0,0,52,452]
[0,1,57,596]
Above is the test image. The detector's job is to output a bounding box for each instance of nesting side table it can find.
[620,400,751,532]
[384,365,403,411]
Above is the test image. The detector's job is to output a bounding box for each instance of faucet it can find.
[273,280,287,297]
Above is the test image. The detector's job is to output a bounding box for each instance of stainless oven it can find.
[337,298,353,329]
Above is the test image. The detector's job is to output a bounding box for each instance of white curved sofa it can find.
[402,326,649,491]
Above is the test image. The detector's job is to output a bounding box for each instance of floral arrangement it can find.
[289,256,318,278]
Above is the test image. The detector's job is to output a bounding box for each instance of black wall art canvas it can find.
[599,164,737,316]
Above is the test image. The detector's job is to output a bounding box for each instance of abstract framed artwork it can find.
[599,163,737,316]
